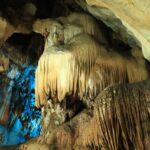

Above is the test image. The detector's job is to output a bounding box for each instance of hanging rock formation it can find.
[35,13,150,108]
[75,0,150,62]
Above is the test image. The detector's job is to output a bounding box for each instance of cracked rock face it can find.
[76,0,150,62]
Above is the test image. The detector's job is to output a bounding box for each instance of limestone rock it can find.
[0,43,27,67]
[0,18,15,42]
[12,80,150,150]
[0,66,42,146]
[0,75,11,125]
[0,48,9,72]
[22,3,37,21]
[0,17,32,43]
[76,0,150,61]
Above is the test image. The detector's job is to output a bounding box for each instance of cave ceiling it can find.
[76,0,150,61]
[0,0,150,61]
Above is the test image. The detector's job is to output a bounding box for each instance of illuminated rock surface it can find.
[76,0,150,61]
[0,65,41,146]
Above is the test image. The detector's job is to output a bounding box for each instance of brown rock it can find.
[14,80,150,150]
[0,46,9,72]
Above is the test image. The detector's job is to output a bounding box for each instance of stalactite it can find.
[35,23,150,107]
[57,12,108,44]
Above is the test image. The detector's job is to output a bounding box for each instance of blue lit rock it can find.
[0,65,42,146]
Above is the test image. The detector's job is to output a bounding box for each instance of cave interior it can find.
[0,0,149,149]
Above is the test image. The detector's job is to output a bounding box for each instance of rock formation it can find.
[34,12,150,149]
[76,0,150,62]
[0,0,150,149]
[12,80,150,150]
[35,14,150,108]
